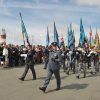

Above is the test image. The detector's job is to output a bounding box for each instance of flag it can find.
[46,27,50,46]
[85,35,89,45]
[79,18,86,47]
[61,35,64,43]
[54,22,59,46]
[94,29,100,49]
[67,27,70,47]
[73,30,75,48]
[89,26,94,48]
[20,12,30,45]
[68,24,75,50]
[59,35,64,48]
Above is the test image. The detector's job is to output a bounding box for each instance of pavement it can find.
[0,64,100,100]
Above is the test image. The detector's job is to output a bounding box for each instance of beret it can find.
[51,42,58,46]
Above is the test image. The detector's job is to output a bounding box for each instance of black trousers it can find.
[21,64,36,79]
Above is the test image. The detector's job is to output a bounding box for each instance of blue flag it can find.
[46,27,50,46]
[20,13,30,45]
[67,27,70,47]
[79,18,86,47]
[54,22,59,46]
[68,24,75,50]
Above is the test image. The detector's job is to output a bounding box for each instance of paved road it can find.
[0,64,100,100]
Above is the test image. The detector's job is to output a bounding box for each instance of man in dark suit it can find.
[39,42,61,92]
[19,45,36,81]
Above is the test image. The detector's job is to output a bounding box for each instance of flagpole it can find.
[20,12,25,46]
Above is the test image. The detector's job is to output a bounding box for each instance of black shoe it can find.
[33,78,36,80]
[55,87,60,91]
[83,74,86,78]
[76,76,79,79]
[66,71,69,75]
[39,87,46,92]
[94,72,97,74]
[90,71,93,74]
[19,77,24,81]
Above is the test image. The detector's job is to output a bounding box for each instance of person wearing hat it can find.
[39,42,61,92]
[19,45,36,81]
[76,48,86,79]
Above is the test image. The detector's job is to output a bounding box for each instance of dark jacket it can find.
[26,50,35,66]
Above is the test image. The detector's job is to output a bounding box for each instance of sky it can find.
[0,0,100,46]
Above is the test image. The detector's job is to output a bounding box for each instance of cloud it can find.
[0,7,12,16]
[0,0,12,17]
[52,0,59,3]
[0,0,4,6]
[71,0,100,7]
[0,0,99,15]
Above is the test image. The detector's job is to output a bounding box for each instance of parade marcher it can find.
[89,49,98,74]
[76,48,86,79]
[85,46,91,69]
[39,42,61,92]
[19,45,36,81]
[60,44,66,72]
[65,50,76,75]
[71,50,77,74]
[94,52,100,72]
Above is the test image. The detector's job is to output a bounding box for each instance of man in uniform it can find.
[76,48,86,79]
[19,45,36,81]
[39,42,61,92]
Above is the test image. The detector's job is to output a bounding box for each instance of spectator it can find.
[3,45,8,68]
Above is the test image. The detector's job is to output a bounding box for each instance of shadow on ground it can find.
[61,83,88,90]
[46,83,88,93]
[86,73,100,78]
